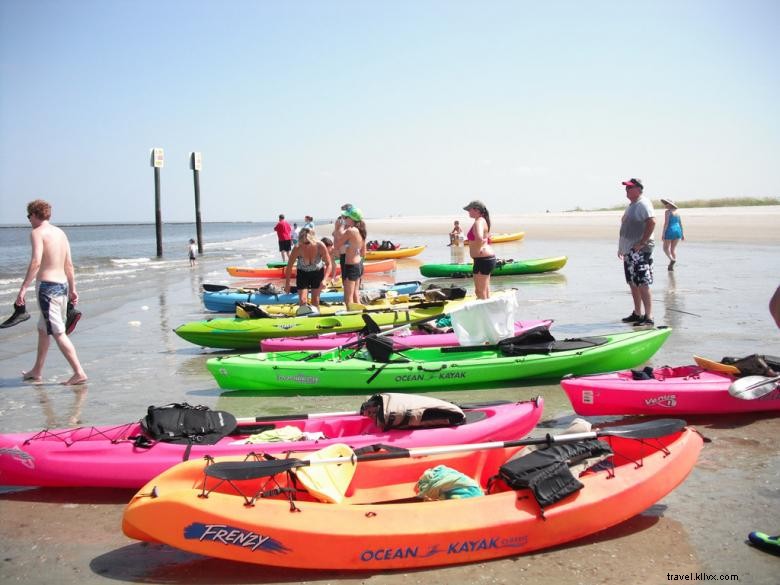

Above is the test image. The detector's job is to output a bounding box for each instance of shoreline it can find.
[365,205,780,243]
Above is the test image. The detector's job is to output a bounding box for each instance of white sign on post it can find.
[190,152,202,171]
[151,148,164,168]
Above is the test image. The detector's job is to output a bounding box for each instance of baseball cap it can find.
[621,178,644,189]
[342,207,363,222]
[463,200,487,211]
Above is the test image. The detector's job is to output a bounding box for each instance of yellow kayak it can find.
[491,232,525,243]
[365,245,426,260]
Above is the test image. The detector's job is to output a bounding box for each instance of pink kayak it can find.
[561,365,780,416]
[0,398,542,489]
[260,319,554,352]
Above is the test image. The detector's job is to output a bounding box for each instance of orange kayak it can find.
[227,258,396,278]
[123,426,701,569]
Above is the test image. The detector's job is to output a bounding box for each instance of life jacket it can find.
[493,439,613,510]
[360,393,466,430]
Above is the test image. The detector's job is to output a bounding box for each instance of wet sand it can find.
[1,207,779,584]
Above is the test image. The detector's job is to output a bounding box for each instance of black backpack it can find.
[138,403,237,448]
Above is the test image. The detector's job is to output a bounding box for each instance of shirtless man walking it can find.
[16,199,87,385]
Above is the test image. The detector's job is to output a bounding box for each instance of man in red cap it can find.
[617,178,656,326]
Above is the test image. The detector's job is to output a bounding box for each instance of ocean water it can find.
[0,222,276,303]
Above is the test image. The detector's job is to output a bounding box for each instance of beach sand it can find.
[1,207,779,584]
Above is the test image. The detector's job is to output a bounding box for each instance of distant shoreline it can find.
[365,205,780,243]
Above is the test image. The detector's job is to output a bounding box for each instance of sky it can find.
[1,0,778,224]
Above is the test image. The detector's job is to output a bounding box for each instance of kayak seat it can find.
[464,410,487,424]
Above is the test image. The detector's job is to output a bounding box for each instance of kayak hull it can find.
[490,232,525,243]
[227,259,396,279]
[0,399,542,488]
[122,427,702,569]
[175,302,458,350]
[365,245,426,260]
[561,365,780,415]
[260,319,554,352]
[203,282,421,313]
[420,256,567,277]
[208,328,672,393]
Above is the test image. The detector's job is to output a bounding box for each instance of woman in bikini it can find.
[284,227,332,308]
[334,207,366,306]
[463,200,495,299]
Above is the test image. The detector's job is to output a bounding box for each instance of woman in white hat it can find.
[660,198,684,270]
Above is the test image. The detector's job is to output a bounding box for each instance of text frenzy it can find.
[184,522,290,554]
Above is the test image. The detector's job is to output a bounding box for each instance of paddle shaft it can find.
[321,422,683,464]
[233,399,512,424]
[205,418,686,480]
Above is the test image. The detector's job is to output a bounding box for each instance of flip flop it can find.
[0,303,31,329]
[66,302,82,335]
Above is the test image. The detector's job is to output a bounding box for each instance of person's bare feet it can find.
[62,374,88,385]
[22,370,42,382]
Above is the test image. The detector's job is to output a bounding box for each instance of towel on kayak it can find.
[451,291,522,345]
[415,465,483,500]
[244,426,325,443]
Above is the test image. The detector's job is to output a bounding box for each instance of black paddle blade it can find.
[599,418,687,439]
[204,458,303,480]
[202,284,229,292]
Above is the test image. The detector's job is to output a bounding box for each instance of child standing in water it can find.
[188,239,197,267]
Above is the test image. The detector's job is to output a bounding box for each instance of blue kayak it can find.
[202,281,422,312]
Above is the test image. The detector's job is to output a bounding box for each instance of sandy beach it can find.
[1,207,779,585]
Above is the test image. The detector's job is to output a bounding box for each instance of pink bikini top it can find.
[466,224,491,243]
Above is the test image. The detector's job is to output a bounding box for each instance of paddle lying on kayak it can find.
[204,417,687,482]
[729,375,780,400]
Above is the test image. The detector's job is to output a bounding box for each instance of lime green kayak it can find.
[419,256,567,278]
[175,302,460,350]
[206,327,672,393]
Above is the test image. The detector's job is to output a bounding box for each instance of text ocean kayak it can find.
[0,399,542,488]
[420,256,566,277]
[207,327,671,393]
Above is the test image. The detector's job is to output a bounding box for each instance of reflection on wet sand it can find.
[36,385,88,427]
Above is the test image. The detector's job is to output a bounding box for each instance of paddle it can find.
[233,399,510,425]
[205,418,687,481]
[728,375,780,400]
[202,284,230,292]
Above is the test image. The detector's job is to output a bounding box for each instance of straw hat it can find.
[660,198,678,209]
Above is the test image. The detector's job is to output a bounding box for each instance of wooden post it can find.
[151,148,164,257]
[190,152,203,254]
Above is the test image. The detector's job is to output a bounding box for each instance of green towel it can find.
[415,465,483,500]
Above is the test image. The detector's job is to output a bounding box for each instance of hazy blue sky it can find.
[1,0,778,224]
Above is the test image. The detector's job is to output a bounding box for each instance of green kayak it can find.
[419,256,567,278]
[174,302,459,350]
[206,326,671,393]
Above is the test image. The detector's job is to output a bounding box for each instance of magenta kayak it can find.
[561,365,780,416]
[0,398,543,489]
[260,319,554,352]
